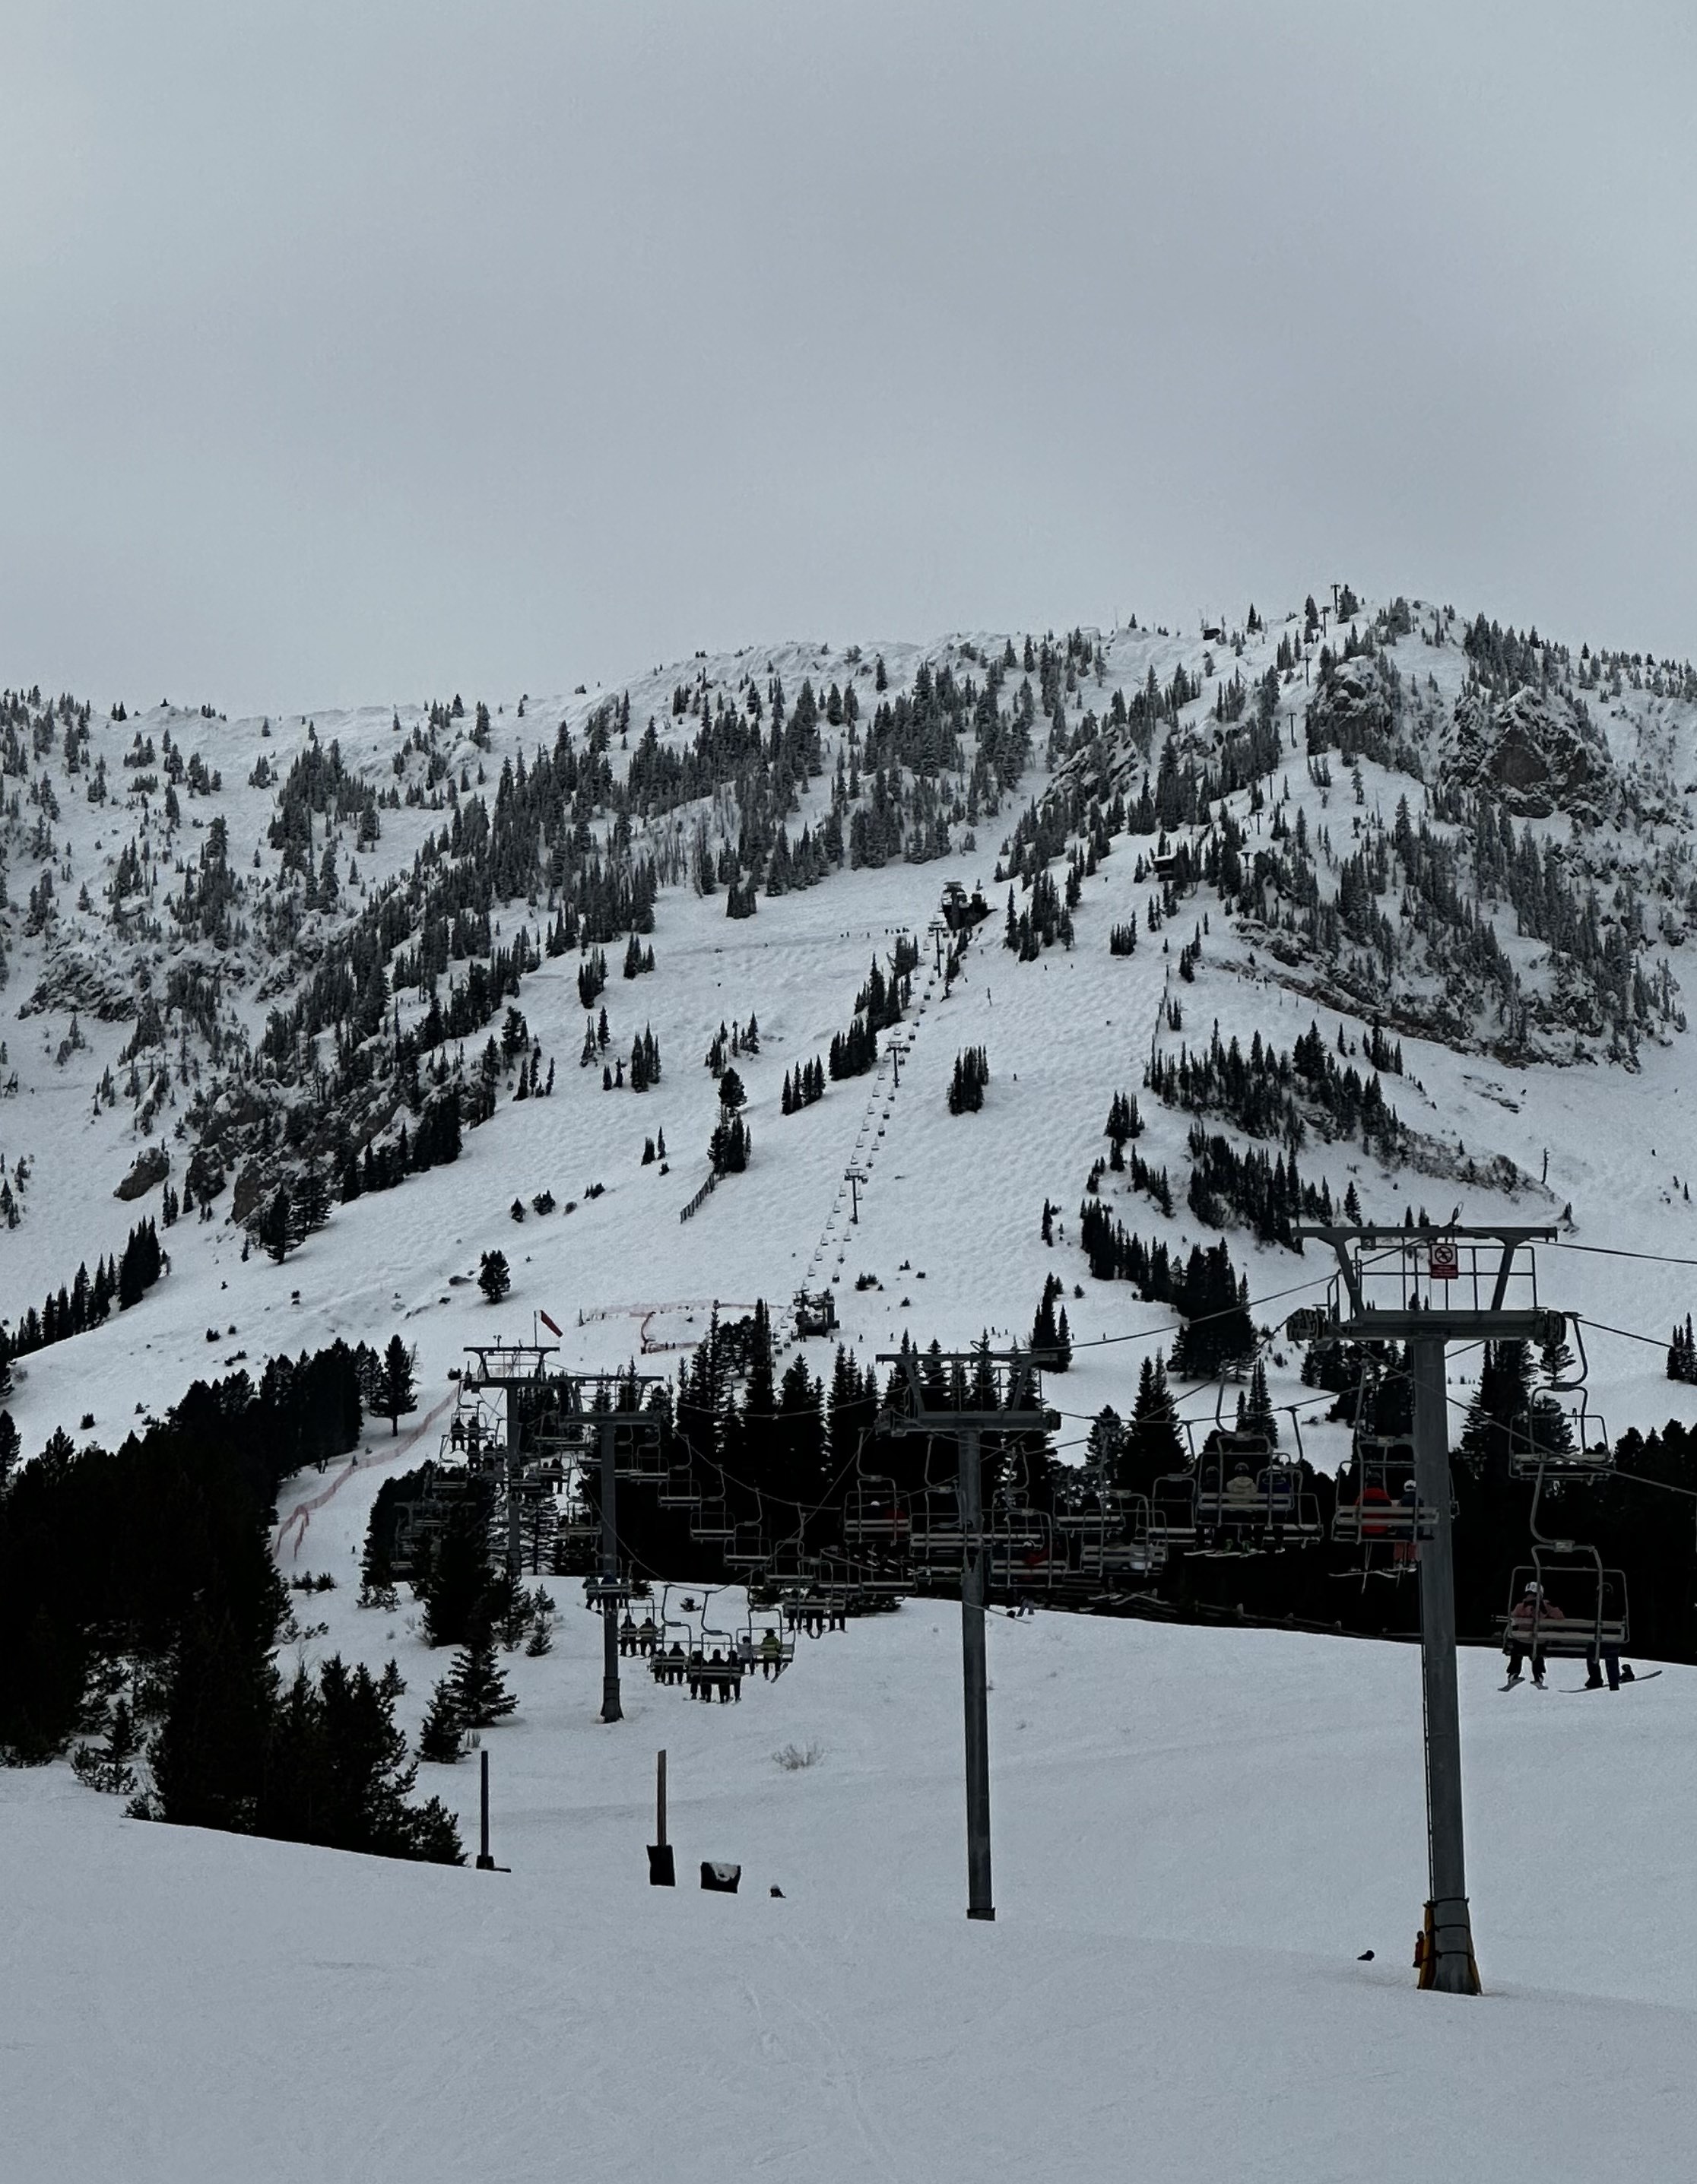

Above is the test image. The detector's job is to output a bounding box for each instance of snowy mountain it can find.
[7,589,1697,2179]
[2,589,1695,1464]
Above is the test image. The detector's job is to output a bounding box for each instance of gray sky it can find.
[4,2,1694,717]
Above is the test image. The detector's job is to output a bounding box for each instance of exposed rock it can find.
[1446,685,1614,820]
[232,1159,267,1227]
[22,940,139,1023]
[185,1146,226,1203]
[1306,661,1393,756]
[115,1146,170,1201]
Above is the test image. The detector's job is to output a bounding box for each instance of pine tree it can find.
[1242,1356,1278,1446]
[71,1694,139,1795]
[259,1187,293,1264]
[420,1499,494,1648]
[478,1250,511,1304]
[1119,1353,1185,1491]
[417,1675,464,1763]
[376,1336,418,1435]
[449,1624,517,1728]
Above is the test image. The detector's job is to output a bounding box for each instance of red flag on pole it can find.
[539,1309,563,1336]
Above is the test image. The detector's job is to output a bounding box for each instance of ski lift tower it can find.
[876,1348,1058,1923]
[533,1370,667,1724]
[462,1340,559,1581]
[1288,1223,1562,1995]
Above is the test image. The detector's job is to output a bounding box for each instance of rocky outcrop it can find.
[115,1146,170,1200]
[23,940,139,1022]
[1446,685,1614,820]
[1307,661,1392,754]
[185,1146,226,1203]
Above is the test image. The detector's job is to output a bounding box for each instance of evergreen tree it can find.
[358,1510,398,1609]
[449,1623,518,1728]
[478,1250,511,1303]
[420,1498,494,1649]
[376,1336,418,1434]
[259,1655,463,1862]
[1241,1356,1278,1446]
[417,1676,464,1762]
[1458,1341,1537,1484]
[71,1693,139,1796]
[147,1599,277,1833]
[259,1187,293,1264]
[1118,1353,1185,1493]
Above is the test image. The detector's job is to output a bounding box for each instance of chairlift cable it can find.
[1546,1240,1697,1270]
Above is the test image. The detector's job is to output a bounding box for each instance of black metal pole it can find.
[1410,1336,1478,1992]
[505,1386,522,1580]
[959,1422,994,1921]
[476,1746,494,1870]
[600,1416,622,1723]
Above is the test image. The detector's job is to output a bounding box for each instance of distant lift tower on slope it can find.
[1288,1223,1565,1996]
[531,1371,666,1724]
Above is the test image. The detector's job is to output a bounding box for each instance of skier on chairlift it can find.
[1505,1580,1562,1688]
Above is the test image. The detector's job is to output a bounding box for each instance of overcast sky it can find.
[3,2,1694,717]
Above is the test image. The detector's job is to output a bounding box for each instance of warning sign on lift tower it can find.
[1429,1238,1458,1280]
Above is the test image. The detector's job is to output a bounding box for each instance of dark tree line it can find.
[0,1218,163,1380]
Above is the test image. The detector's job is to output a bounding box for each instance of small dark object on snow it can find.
[1357,1949,1375,1961]
[770,1885,785,1899]
[700,1860,741,1894]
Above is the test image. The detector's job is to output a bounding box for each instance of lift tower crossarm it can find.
[1290,1225,1562,1345]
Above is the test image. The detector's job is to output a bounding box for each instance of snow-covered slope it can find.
[8,595,1697,2180]
[5,597,1697,1463]
[5,1561,1695,2182]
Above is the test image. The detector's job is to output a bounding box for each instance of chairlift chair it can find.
[690,1488,737,1545]
[656,1461,702,1510]
[766,1537,821,1590]
[723,1518,769,1570]
[1331,1434,1432,1547]
[741,1598,797,1677]
[906,1490,966,1577]
[842,1473,909,1543]
[1150,1468,1198,1547]
[1507,1394,1613,1479]
[1499,1552,1629,1662]
[1497,1421,1629,1666]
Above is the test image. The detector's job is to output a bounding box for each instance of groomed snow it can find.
[6,1519,1694,2182]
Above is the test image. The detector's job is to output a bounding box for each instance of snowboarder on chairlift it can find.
[1585,1578,1626,1691]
